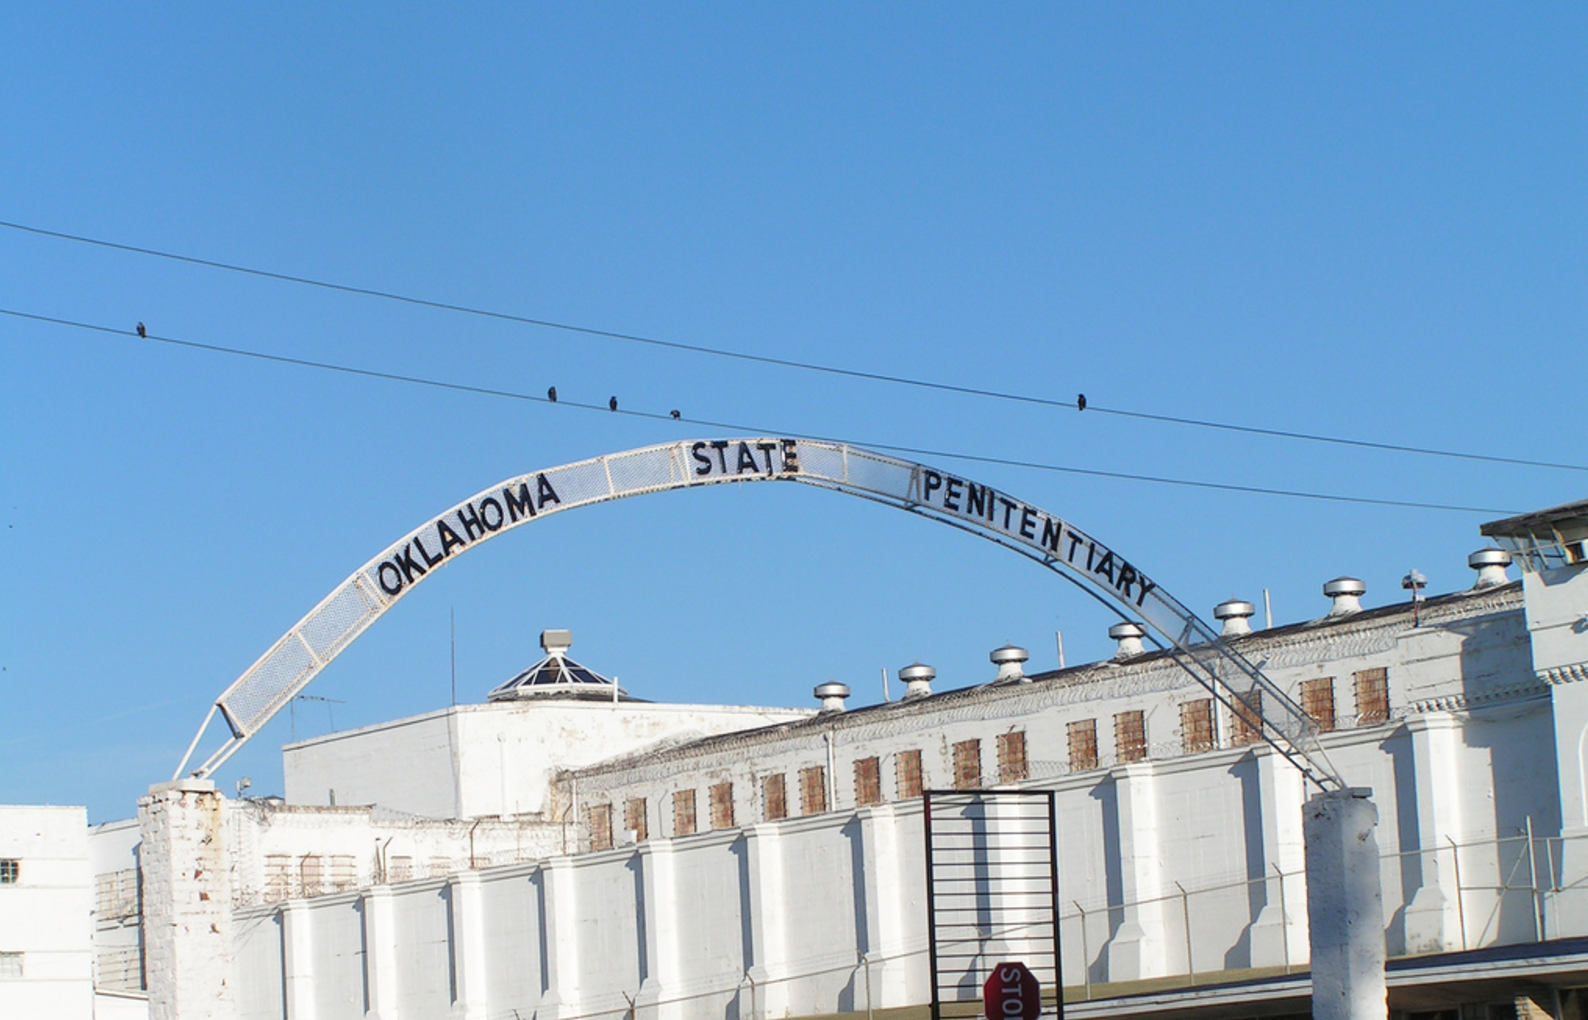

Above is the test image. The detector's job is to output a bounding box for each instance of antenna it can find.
[1402,569,1428,626]
[1054,630,1065,670]
[881,667,891,703]
[1263,589,1273,630]
[292,694,345,736]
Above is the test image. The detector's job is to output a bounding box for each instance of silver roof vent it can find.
[1213,599,1256,637]
[898,662,935,701]
[1108,622,1146,661]
[814,682,850,713]
[1323,577,1366,617]
[1468,548,1512,590]
[990,643,1030,682]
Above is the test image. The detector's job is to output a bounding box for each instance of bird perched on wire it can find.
[670,409,681,420]
[609,396,618,411]
[136,322,147,338]
[547,386,557,403]
[1076,393,1087,411]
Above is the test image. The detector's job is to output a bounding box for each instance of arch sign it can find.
[175,438,1341,791]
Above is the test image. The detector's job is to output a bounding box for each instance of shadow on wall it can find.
[1224,752,1264,972]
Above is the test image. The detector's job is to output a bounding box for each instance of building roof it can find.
[486,629,633,702]
[568,580,1524,776]
[1482,498,1588,572]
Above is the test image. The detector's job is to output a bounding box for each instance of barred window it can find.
[854,757,883,807]
[387,855,414,884]
[264,855,291,900]
[95,868,140,919]
[625,798,648,842]
[673,789,697,836]
[299,855,324,897]
[896,750,923,799]
[997,731,1029,783]
[799,766,828,815]
[1301,678,1336,732]
[1231,690,1263,746]
[1114,711,1147,763]
[0,859,18,884]
[588,804,613,851]
[1068,719,1099,772]
[1181,699,1215,754]
[763,774,787,821]
[1354,668,1389,726]
[952,739,982,789]
[0,952,21,979]
[709,783,735,830]
[328,855,356,893]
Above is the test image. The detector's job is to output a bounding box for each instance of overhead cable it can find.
[2,217,1581,473]
[0,306,1519,516]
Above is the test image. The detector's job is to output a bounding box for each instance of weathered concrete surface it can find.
[1305,788,1385,1020]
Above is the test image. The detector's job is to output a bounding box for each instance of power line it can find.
[3,217,1582,474]
[0,306,1519,516]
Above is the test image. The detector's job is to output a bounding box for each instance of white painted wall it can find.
[282,700,813,819]
[212,583,1588,1020]
[0,805,93,1020]
[90,817,144,996]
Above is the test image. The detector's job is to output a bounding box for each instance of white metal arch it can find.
[175,438,1342,790]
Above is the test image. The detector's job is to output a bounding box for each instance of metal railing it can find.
[1058,824,1588,1000]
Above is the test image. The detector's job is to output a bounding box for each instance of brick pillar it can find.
[1102,762,1169,980]
[855,803,917,1007]
[447,873,489,1020]
[740,824,788,1019]
[362,886,399,1020]
[139,779,236,1020]
[1402,714,1466,954]
[634,842,679,1020]
[281,901,315,1020]
[537,858,583,1020]
[1249,748,1308,968]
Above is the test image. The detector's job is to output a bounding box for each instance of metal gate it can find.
[924,790,1062,1020]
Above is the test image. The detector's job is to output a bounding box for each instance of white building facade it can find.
[83,500,1588,1018]
[0,805,94,1020]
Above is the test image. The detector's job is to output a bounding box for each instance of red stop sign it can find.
[983,961,1041,1020]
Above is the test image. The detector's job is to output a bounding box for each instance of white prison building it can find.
[6,499,1588,1019]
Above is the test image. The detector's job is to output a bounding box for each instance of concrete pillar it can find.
[1249,749,1308,968]
[362,886,400,1020]
[1305,787,1386,1020]
[282,901,316,1020]
[855,804,915,1007]
[1102,762,1169,980]
[139,779,235,1020]
[448,872,489,1020]
[537,858,583,1020]
[634,842,680,1020]
[740,824,788,1019]
[1518,564,1588,931]
[1402,714,1465,953]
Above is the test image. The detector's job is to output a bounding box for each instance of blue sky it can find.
[1,5,1583,821]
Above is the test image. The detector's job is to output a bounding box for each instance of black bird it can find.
[1076,393,1086,411]
[547,386,557,403]
[136,322,147,338]
[670,409,680,420]
[609,396,618,411]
